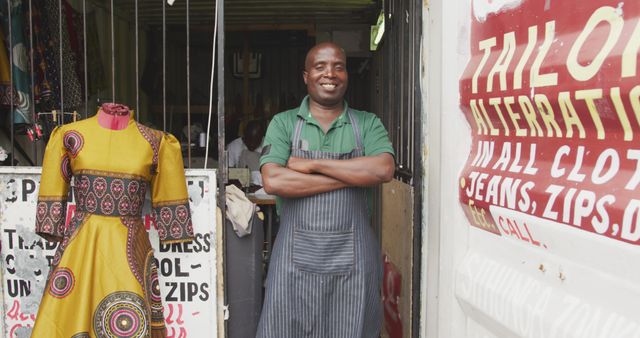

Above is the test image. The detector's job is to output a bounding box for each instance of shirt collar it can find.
[296,95,350,129]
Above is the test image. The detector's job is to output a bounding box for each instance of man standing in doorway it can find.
[257,42,395,337]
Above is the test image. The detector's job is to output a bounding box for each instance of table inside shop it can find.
[247,193,277,259]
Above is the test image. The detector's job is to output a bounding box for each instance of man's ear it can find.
[302,71,308,85]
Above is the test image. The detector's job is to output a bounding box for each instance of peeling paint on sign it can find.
[472,0,524,23]
[1,168,220,337]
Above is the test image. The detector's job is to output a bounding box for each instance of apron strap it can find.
[347,109,363,151]
[291,116,305,151]
[291,108,364,152]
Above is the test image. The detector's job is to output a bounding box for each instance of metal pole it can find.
[411,2,423,334]
[110,0,115,102]
[162,0,166,132]
[135,0,139,120]
[204,0,218,170]
[8,0,13,164]
[83,0,88,118]
[59,0,64,124]
[409,8,415,173]
[216,0,227,335]
[28,0,36,163]
[217,0,226,211]
[186,0,191,168]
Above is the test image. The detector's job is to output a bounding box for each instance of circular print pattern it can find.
[48,267,75,298]
[94,291,148,338]
[61,155,72,182]
[63,130,84,157]
[145,256,164,323]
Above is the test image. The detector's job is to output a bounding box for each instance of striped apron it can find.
[256,110,383,338]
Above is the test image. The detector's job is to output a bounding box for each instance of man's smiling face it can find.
[303,43,348,108]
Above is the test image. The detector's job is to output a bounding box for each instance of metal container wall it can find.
[423,0,640,336]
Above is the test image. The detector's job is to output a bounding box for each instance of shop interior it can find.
[0,0,381,166]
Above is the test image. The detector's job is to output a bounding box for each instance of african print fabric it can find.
[33,0,82,111]
[32,114,193,338]
[0,26,19,107]
[0,0,33,123]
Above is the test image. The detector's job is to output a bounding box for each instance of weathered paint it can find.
[456,0,640,336]
[461,1,640,246]
[422,0,640,337]
[0,168,220,338]
[472,0,524,23]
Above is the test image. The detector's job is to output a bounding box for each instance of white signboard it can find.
[0,167,219,338]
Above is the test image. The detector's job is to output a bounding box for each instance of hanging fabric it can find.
[0,26,18,107]
[41,0,83,111]
[32,0,62,111]
[0,0,33,124]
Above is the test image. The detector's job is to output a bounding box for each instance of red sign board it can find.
[460,1,640,246]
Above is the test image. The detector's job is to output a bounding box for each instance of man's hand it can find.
[286,157,315,174]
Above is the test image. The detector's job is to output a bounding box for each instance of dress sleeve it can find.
[35,127,71,242]
[151,133,194,244]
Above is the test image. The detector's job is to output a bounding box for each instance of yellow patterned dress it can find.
[31,115,194,338]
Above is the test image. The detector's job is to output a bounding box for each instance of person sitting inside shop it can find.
[227,120,264,168]
[229,120,265,190]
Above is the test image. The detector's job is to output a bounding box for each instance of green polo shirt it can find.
[260,96,395,166]
[260,96,395,214]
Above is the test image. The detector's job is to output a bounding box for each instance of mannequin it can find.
[33,99,193,337]
[97,102,131,130]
